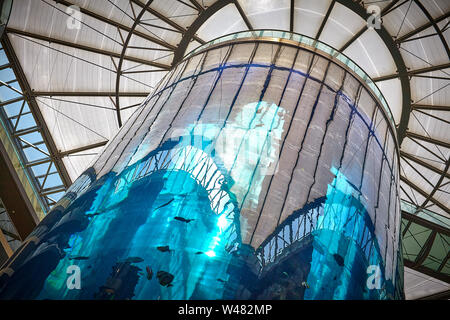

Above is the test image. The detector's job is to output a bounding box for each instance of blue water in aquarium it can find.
[0,95,401,299]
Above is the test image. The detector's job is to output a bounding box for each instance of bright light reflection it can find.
[205,250,216,257]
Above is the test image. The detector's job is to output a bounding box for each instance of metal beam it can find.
[290,0,294,32]
[373,63,450,82]
[339,27,366,52]
[418,158,450,215]
[402,211,450,236]
[52,0,176,50]
[406,131,450,149]
[189,0,204,12]
[338,0,402,52]
[416,289,450,300]
[172,0,234,66]
[400,175,449,215]
[400,151,450,179]
[413,0,450,59]
[59,141,108,157]
[234,0,253,30]
[315,0,335,39]
[404,260,450,283]
[115,0,154,127]
[414,230,437,266]
[6,27,171,70]
[0,228,20,241]
[1,34,72,188]
[129,0,205,44]
[0,140,38,240]
[335,0,411,145]
[32,91,149,97]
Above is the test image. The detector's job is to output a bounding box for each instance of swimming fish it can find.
[86,212,101,218]
[123,256,144,263]
[174,216,195,223]
[282,271,289,278]
[301,281,310,288]
[69,256,89,260]
[157,245,172,253]
[154,198,174,211]
[333,253,345,267]
[195,251,204,255]
[157,270,174,287]
[146,266,153,280]
[217,278,226,283]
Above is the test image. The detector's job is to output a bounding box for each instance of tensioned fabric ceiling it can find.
[0,0,449,298]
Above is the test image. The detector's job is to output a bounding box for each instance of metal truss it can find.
[401,205,449,283]
[0,35,71,211]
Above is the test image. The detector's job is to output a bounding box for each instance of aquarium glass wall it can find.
[0,33,404,300]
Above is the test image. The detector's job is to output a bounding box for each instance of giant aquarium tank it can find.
[0,30,404,300]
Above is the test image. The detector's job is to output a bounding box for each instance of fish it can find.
[86,212,101,218]
[156,270,174,287]
[146,266,153,280]
[154,198,174,211]
[195,251,204,255]
[333,253,345,267]
[69,256,89,260]
[282,271,289,278]
[157,245,172,253]
[174,216,195,223]
[255,123,264,128]
[301,281,310,288]
[124,256,144,263]
[217,278,226,283]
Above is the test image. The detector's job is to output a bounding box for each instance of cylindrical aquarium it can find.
[0,30,404,300]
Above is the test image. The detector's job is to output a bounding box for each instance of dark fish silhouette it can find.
[69,256,89,260]
[217,278,226,283]
[146,266,153,280]
[157,245,172,253]
[123,256,144,263]
[195,251,204,255]
[154,198,174,211]
[86,212,101,218]
[157,270,174,287]
[174,216,195,223]
[333,254,345,267]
